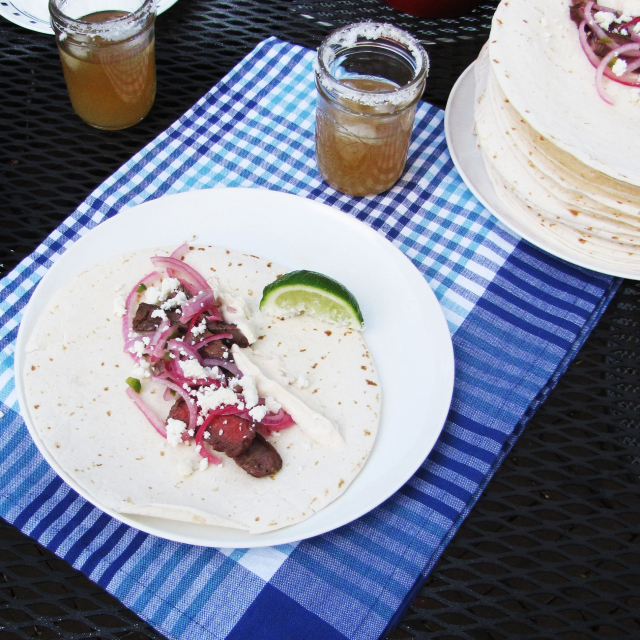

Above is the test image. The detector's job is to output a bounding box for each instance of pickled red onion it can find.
[151,376,198,434]
[180,291,218,323]
[126,386,167,438]
[150,256,212,297]
[596,42,640,103]
[203,358,242,377]
[195,333,234,346]
[170,243,190,260]
[167,338,203,364]
[122,270,160,348]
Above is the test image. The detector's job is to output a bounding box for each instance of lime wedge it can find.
[260,270,364,330]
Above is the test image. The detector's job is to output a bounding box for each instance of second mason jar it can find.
[315,22,428,197]
[49,0,156,130]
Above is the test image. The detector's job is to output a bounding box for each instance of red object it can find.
[384,0,481,19]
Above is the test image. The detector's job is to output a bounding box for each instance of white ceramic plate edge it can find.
[0,0,179,34]
[15,187,455,548]
[444,62,639,280]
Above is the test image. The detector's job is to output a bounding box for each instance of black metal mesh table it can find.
[1,1,639,639]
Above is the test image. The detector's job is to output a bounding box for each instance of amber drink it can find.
[50,0,156,130]
[315,23,428,196]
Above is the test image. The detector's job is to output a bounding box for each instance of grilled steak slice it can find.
[205,321,249,348]
[167,398,190,425]
[207,414,255,458]
[164,286,192,325]
[200,340,229,359]
[233,433,282,478]
[132,303,162,332]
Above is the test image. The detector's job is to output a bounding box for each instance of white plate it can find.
[0,0,179,34]
[444,62,638,279]
[15,188,455,548]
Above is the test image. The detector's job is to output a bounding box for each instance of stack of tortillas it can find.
[474,0,640,273]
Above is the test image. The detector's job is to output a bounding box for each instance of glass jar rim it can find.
[49,0,155,36]
[316,22,429,109]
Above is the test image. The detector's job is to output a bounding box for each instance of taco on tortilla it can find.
[23,245,380,534]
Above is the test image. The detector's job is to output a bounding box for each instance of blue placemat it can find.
[0,38,619,640]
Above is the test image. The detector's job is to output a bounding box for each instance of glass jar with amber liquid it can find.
[315,23,428,196]
[49,0,156,130]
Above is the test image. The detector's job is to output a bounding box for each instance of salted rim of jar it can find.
[316,22,429,111]
[49,0,155,40]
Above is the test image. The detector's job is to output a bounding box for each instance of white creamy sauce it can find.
[231,345,345,448]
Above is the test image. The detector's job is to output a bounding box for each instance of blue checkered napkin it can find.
[0,37,619,640]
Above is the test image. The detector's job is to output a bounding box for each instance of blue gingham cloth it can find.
[0,38,619,640]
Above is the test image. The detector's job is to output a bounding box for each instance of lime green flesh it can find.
[260,270,364,330]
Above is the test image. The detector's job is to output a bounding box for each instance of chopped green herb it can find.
[598,37,613,44]
[126,377,141,393]
[137,283,147,292]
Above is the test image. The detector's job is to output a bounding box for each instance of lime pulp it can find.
[259,270,364,330]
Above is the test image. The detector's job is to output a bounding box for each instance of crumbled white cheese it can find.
[293,374,309,389]
[240,374,259,409]
[612,57,628,76]
[204,431,211,439]
[199,458,208,472]
[144,278,181,306]
[129,340,146,358]
[151,308,168,321]
[143,286,162,305]
[113,294,126,317]
[594,11,616,30]
[162,291,188,311]
[248,405,269,421]
[265,396,281,413]
[195,386,238,413]
[180,359,207,380]
[176,461,194,478]
[192,318,207,337]
[161,277,180,298]
[130,359,151,379]
[166,419,187,447]
[634,22,640,34]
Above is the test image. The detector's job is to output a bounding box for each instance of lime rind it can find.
[260,270,364,330]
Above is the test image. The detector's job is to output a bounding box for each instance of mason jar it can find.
[315,22,428,196]
[49,0,156,130]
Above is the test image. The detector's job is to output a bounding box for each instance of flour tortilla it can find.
[474,31,640,268]
[23,246,380,534]
[489,0,640,186]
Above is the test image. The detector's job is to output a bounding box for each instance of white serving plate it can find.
[0,0,179,34]
[444,62,639,280]
[15,187,455,548]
